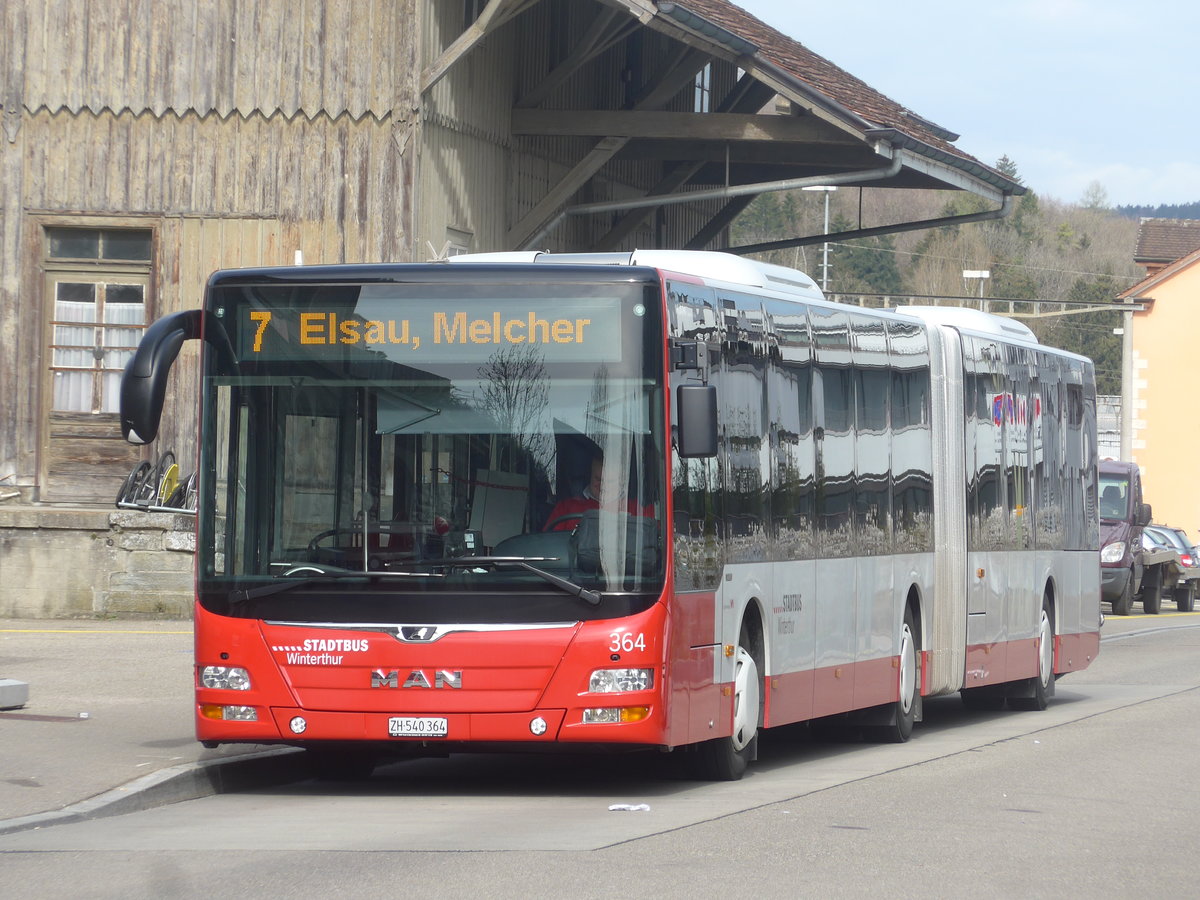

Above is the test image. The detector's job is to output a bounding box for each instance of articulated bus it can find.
[120,250,1100,780]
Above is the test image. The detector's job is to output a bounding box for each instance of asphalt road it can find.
[3,613,1199,899]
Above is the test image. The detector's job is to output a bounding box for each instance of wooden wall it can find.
[17,0,408,121]
[1,0,730,505]
[1,0,419,503]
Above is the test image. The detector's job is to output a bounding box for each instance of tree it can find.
[990,256,1038,300]
[1081,181,1110,211]
[827,216,905,295]
[1031,274,1123,394]
[729,158,1142,334]
[995,155,1021,182]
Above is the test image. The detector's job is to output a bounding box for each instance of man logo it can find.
[400,626,438,642]
[371,669,462,689]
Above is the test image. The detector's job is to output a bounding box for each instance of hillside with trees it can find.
[731,158,1144,393]
[1116,201,1200,220]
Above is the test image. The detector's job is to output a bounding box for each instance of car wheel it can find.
[1176,583,1196,613]
[1141,566,1162,614]
[1112,571,1134,616]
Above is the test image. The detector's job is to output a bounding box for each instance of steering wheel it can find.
[280,562,343,577]
[307,528,360,554]
[544,513,583,532]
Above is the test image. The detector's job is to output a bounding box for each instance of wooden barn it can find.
[0,0,1020,615]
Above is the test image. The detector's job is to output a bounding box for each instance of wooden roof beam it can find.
[515,8,638,109]
[593,76,777,250]
[685,196,757,251]
[507,46,712,249]
[422,0,541,94]
[511,109,854,144]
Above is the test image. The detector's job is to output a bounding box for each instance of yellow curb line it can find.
[0,628,193,634]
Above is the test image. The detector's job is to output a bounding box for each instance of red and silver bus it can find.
[120,250,1101,779]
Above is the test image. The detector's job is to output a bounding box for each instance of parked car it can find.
[1144,525,1197,568]
[1142,524,1199,612]
[1099,460,1154,615]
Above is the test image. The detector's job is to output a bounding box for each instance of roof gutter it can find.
[655,3,759,56]
[866,128,1025,196]
[518,150,904,250]
[725,193,1014,256]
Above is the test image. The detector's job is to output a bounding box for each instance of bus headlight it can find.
[1100,541,1126,564]
[583,706,650,724]
[200,704,258,721]
[200,666,251,690]
[589,668,654,693]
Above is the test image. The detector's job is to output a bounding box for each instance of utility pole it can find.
[802,185,837,292]
[963,270,990,312]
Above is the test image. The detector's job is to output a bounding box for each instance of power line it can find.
[828,290,1126,307]
[817,240,1142,284]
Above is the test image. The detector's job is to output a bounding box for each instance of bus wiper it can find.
[229,557,602,606]
[423,555,602,606]
[229,567,370,604]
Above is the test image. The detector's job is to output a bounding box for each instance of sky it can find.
[735,0,1200,208]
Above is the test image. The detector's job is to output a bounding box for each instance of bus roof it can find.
[446,250,824,302]
[894,305,1039,344]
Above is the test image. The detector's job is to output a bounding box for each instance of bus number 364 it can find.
[610,632,646,653]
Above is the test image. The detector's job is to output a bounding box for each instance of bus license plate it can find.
[388,716,448,738]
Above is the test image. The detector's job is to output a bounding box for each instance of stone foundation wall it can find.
[0,506,195,618]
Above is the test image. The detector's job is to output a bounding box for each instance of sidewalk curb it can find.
[0,747,310,837]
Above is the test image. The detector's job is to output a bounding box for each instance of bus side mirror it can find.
[1136,503,1152,527]
[120,310,202,445]
[120,308,237,445]
[676,384,718,458]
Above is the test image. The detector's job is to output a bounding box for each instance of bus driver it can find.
[544,455,652,531]
[545,456,605,531]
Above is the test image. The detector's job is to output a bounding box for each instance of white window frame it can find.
[43,225,154,415]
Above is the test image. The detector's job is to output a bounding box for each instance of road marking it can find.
[0,628,192,635]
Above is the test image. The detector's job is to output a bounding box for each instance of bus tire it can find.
[872,605,919,743]
[688,627,760,781]
[1112,573,1134,616]
[1009,596,1055,711]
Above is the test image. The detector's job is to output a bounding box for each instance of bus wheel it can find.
[1009,597,1055,711]
[689,631,760,781]
[876,606,919,743]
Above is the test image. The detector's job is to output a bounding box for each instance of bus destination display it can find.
[236,289,625,364]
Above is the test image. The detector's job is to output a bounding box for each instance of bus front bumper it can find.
[196,704,664,746]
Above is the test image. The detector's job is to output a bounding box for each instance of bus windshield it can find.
[197,274,667,623]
